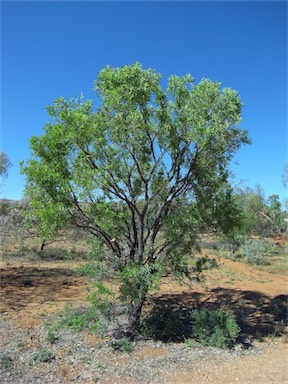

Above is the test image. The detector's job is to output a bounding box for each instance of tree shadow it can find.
[146,288,287,345]
[0,266,87,313]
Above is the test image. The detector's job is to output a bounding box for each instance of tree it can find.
[235,185,267,236]
[0,199,30,252]
[0,152,12,192]
[234,185,285,238]
[21,63,250,332]
[266,194,283,235]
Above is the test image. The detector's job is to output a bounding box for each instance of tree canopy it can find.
[21,62,250,331]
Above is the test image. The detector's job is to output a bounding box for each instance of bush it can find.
[240,238,276,265]
[32,348,55,362]
[190,308,240,348]
[140,306,182,341]
[0,353,13,369]
[51,305,106,335]
[46,330,58,344]
[50,285,113,336]
[111,338,133,353]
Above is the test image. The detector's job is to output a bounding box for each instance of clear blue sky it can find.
[1,1,287,203]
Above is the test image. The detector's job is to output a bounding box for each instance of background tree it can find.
[0,199,31,254]
[21,63,250,332]
[266,194,283,235]
[236,185,267,236]
[0,152,12,193]
[235,186,285,237]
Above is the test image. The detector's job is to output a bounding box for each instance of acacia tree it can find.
[21,63,250,332]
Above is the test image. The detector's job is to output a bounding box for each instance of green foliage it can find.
[191,256,218,281]
[140,307,182,341]
[0,199,12,216]
[190,308,240,348]
[77,262,101,279]
[0,200,30,243]
[234,186,285,237]
[219,185,286,258]
[51,305,105,335]
[119,263,162,304]
[32,348,55,363]
[46,330,58,344]
[111,338,133,353]
[184,338,196,348]
[77,238,117,281]
[0,353,13,369]
[267,194,283,231]
[0,152,12,184]
[50,284,113,335]
[21,62,250,331]
[56,308,88,331]
[86,281,113,318]
[239,238,276,265]
[21,186,69,242]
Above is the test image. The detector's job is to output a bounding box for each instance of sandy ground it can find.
[0,248,287,383]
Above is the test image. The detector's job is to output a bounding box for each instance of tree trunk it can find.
[127,298,145,334]
[40,238,46,251]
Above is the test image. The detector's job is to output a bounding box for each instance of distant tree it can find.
[0,152,12,192]
[235,186,284,237]
[235,185,266,236]
[0,152,11,178]
[266,194,283,235]
[212,185,246,255]
[0,199,31,254]
[21,63,250,333]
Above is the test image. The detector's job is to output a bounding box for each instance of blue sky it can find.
[1,1,287,203]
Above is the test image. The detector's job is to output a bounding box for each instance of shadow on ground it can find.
[148,288,287,345]
[1,264,287,347]
[0,266,86,313]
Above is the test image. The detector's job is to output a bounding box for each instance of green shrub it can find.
[140,306,182,341]
[32,348,55,362]
[57,308,88,330]
[111,338,133,353]
[190,308,240,348]
[0,353,13,369]
[51,288,112,335]
[240,238,276,265]
[52,305,100,333]
[184,338,196,348]
[46,330,58,344]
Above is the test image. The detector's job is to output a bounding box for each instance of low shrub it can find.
[51,305,108,335]
[32,348,55,363]
[140,306,183,341]
[46,329,58,344]
[50,283,113,336]
[0,353,13,369]
[111,338,133,353]
[190,308,240,348]
[240,238,276,265]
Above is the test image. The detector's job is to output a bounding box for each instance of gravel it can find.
[0,314,277,384]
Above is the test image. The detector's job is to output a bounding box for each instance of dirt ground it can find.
[0,244,287,383]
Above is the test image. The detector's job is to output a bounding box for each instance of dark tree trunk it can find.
[127,298,145,334]
[40,239,46,251]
